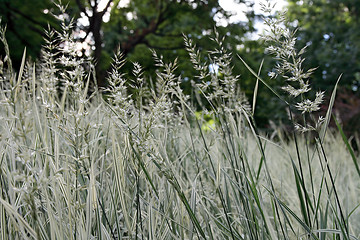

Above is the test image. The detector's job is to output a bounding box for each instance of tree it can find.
[74,0,257,87]
[0,0,58,66]
[1,0,258,88]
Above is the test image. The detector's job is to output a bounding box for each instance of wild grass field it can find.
[0,3,359,240]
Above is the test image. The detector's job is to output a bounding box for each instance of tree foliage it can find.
[0,0,259,88]
[287,0,360,92]
[0,0,58,66]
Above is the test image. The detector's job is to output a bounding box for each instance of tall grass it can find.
[0,3,359,239]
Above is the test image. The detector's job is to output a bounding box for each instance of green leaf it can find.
[320,74,342,141]
[333,115,360,178]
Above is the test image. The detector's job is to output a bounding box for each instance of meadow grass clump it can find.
[0,3,359,240]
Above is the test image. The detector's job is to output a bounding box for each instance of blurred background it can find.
[1,0,359,134]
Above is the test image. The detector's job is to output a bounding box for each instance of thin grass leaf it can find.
[252,59,263,115]
[333,115,360,178]
[0,198,38,239]
[347,203,360,220]
[293,160,311,227]
[14,47,26,102]
[312,229,358,240]
[237,54,288,105]
[320,74,342,141]
[267,194,319,240]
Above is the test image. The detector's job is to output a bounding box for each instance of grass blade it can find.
[333,115,360,178]
[252,59,264,115]
[320,74,342,141]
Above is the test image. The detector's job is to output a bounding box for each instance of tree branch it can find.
[80,27,91,42]
[122,18,160,55]
[143,40,183,51]
[88,0,93,8]
[7,4,47,29]
[75,0,90,18]
[101,0,114,15]
[121,0,168,55]
[153,32,183,38]
[7,21,41,52]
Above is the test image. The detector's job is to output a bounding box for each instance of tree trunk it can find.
[91,11,106,88]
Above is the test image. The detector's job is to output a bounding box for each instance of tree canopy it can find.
[287,0,360,92]
[0,0,58,66]
[0,0,259,87]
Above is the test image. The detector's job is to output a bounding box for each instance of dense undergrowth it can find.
[0,2,359,239]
